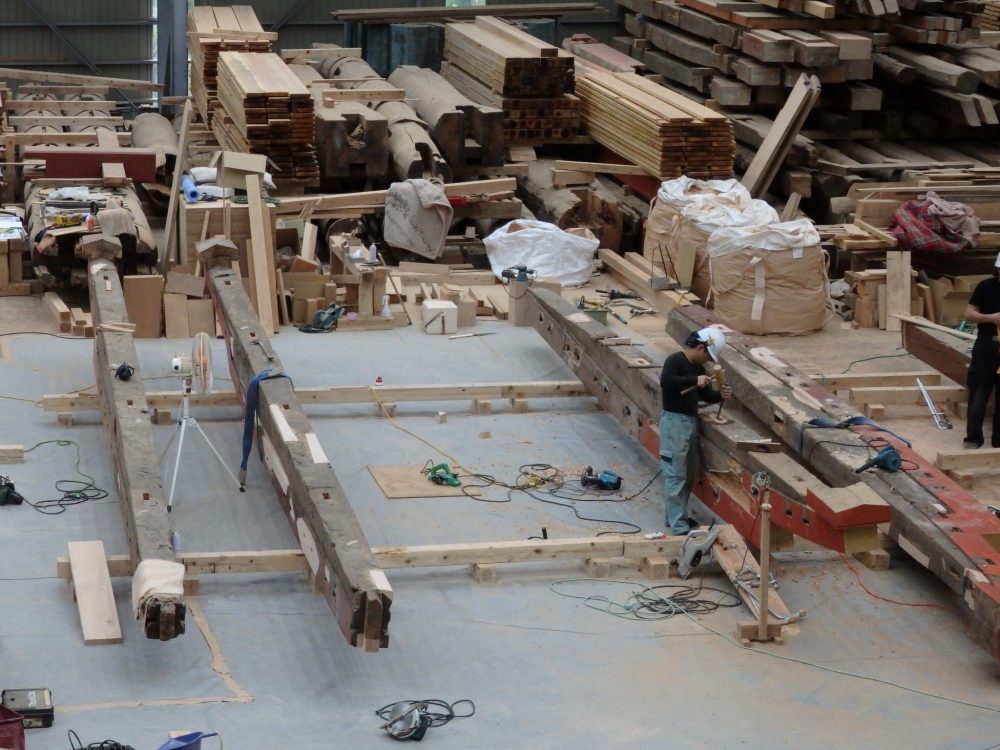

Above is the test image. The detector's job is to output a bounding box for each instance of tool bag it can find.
[707,219,828,336]
[0,705,25,750]
[643,177,778,305]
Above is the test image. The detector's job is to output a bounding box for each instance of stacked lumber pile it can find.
[575,63,734,179]
[213,51,320,184]
[442,17,582,142]
[975,0,1000,29]
[612,0,1000,220]
[187,5,272,123]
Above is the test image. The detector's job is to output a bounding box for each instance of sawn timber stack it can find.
[574,63,734,179]
[187,5,272,123]
[214,51,319,184]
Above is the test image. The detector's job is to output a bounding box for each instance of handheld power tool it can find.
[581,466,623,491]
[426,463,461,487]
[501,265,537,283]
[855,445,901,473]
[0,476,24,506]
[678,524,722,578]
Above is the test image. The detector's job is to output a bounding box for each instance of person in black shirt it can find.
[660,327,732,534]
[964,255,1000,449]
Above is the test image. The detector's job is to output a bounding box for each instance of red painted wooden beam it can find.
[24,146,157,182]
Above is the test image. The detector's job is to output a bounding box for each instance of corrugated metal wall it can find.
[192,0,619,49]
[0,0,154,84]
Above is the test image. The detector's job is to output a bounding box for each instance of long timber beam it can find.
[204,261,392,651]
[667,303,1000,662]
[88,260,185,640]
[528,289,888,554]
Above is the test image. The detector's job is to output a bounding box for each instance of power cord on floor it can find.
[549,577,741,620]
[19,440,110,515]
[68,730,135,750]
[459,463,661,535]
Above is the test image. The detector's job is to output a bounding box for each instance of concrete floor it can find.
[2,296,1000,749]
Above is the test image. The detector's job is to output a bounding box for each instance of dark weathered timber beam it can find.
[667,304,1000,661]
[527,289,887,552]
[205,265,392,651]
[901,318,972,385]
[88,259,185,640]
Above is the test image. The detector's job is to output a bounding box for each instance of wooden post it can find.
[757,501,772,642]
[162,99,193,273]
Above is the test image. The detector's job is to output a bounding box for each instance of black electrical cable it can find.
[0,331,83,340]
[457,463,661,535]
[19,440,110,515]
[549,576,741,620]
[68,730,136,750]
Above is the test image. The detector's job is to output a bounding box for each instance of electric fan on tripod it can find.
[160,332,244,512]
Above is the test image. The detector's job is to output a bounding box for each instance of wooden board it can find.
[187,299,215,337]
[165,270,205,298]
[67,540,123,645]
[123,275,165,338]
[368,464,481,498]
[163,292,190,339]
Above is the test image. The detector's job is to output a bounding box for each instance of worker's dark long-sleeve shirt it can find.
[660,351,721,416]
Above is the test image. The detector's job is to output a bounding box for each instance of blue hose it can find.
[239,367,292,484]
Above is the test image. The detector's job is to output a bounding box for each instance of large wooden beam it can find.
[205,264,392,651]
[526,289,886,551]
[666,303,1000,662]
[88,260,185,641]
[0,67,164,91]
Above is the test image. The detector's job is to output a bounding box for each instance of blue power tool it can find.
[581,466,623,491]
[855,445,901,473]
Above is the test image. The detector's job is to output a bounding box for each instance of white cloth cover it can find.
[383,179,454,260]
[484,220,599,286]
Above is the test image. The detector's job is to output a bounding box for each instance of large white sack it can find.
[484,220,599,286]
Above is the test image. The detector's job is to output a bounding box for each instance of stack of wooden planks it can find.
[213,51,320,184]
[442,17,582,142]
[976,0,1000,29]
[187,5,272,123]
[575,63,734,179]
[609,0,1000,220]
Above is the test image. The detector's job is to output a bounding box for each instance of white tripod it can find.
[160,381,243,512]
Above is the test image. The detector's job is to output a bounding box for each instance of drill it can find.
[0,476,24,505]
[581,466,623,491]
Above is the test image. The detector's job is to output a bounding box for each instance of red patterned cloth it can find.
[889,198,973,253]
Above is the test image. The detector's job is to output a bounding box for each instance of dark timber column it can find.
[203,253,392,651]
[88,259,186,640]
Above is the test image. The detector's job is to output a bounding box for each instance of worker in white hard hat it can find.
[963,251,1000,449]
[659,327,732,535]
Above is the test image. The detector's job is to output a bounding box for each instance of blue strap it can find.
[798,415,912,453]
[241,368,293,473]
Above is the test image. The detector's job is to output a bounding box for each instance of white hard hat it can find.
[995,250,1000,268]
[696,327,727,361]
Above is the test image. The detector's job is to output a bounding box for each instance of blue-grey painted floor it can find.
[2,307,1000,750]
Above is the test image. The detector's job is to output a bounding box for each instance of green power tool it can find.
[425,462,461,487]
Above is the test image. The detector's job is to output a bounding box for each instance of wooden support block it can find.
[510,397,529,413]
[475,399,493,415]
[469,563,497,584]
[381,402,398,418]
[854,547,890,571]
[641,555,670,580]
[479,431,491,439]
[863,403,885,420]
[737,620,783,644]
[57,411,74,426]
[0,445,24,464]
[584,557,612,578]
[436,411,448,424]
[101,162,127,187]
[67,541,123,645]
[153,409,173,426]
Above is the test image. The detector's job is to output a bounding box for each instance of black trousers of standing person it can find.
[966,339,1000,447]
